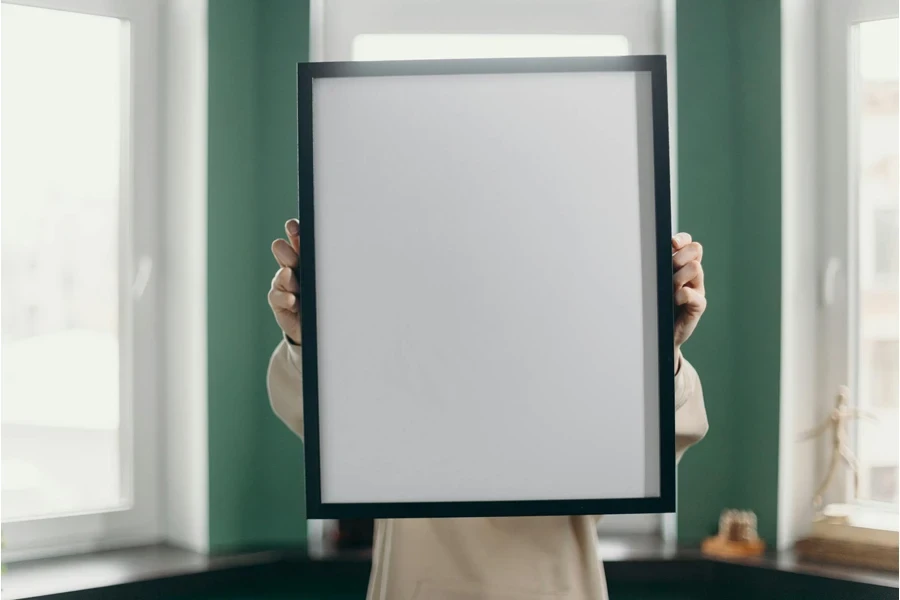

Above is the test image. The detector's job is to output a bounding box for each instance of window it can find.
[2,2,123,521]
[818,0,898,512]
[1,0,161,558]
[311,0,664,61]
[853,16,898,507]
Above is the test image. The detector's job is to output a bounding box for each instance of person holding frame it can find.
[266,218,708,600]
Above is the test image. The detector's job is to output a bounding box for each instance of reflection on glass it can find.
[1,4,125,520]
[855,18,899,504]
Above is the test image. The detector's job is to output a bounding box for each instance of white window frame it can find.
[779,0,898,549]
[1,0,163,560]
[817,0,898,511]
[307,0,677,540]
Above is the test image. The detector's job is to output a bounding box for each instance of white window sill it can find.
[811,503,899,545]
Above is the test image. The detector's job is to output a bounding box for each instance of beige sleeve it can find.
[267,338,305,439]
[674,355,709,463]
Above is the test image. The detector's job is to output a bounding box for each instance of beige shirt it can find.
[268,340,708,600]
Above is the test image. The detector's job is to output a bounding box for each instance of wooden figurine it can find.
[793,388,895,570]
[798,386,876,510]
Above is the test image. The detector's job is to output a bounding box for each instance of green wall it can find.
[730,0,782,544]
[676,0,782,544]
[207,0,309,552]
[675,0,740,543]
[254,0,311,547]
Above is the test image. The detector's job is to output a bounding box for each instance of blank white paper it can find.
[312,70,659,504]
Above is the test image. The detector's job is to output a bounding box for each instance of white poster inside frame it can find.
[297,57,675,519]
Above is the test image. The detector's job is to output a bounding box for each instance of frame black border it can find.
[297,56,675,520]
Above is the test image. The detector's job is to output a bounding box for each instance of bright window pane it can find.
[867,466,899,504]
[855,18,899,504]
[1,5,126,520]
[352,34,629,61]
[873,208,899,277]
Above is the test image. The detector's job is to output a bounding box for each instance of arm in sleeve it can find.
[267,338,304,439]
[674,355,708,464]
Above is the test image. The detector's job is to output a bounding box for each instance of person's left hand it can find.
[672,232,706,364]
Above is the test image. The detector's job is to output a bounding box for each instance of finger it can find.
[690,262,705,291]
[672,232,693,251]
[673,242,703,269]
[268,289,299,313]
[675,286,707,313]
[271,238,299,269]
[285,219,300,255]
[272,267,300,294]
[674,260,704,289]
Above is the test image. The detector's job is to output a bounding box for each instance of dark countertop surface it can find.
[2,537,896,600]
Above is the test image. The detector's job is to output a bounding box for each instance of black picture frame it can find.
[297,56,675,520]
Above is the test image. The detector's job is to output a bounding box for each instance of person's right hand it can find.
[269,219,301,344]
